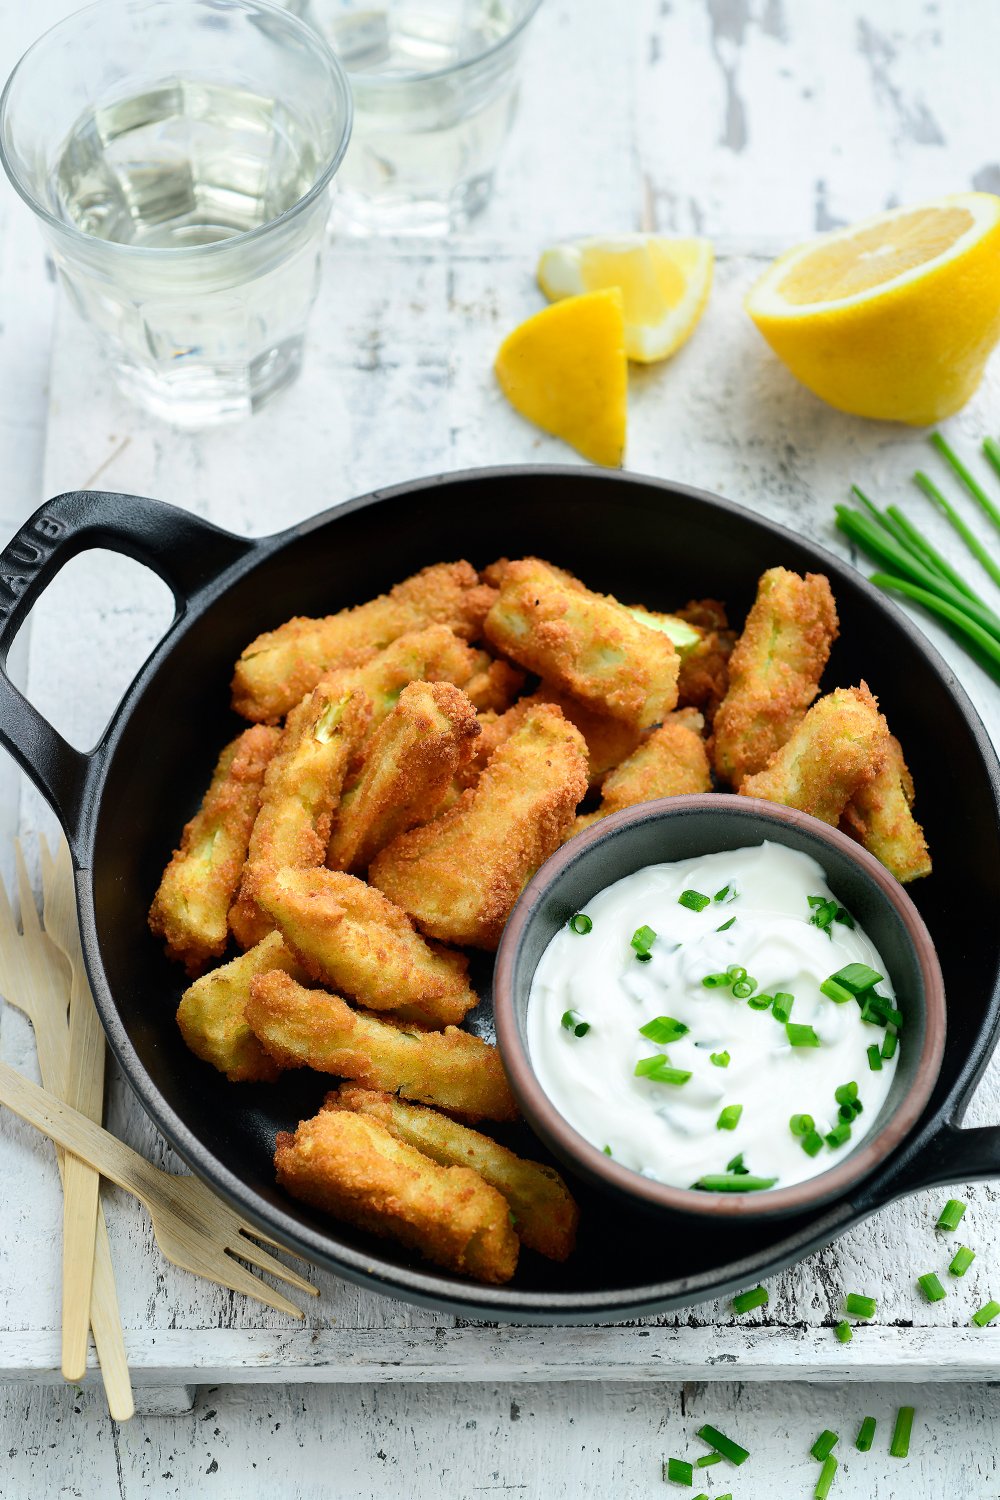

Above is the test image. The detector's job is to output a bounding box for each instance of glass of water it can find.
[0,0,353,425]
[306,0,542,234]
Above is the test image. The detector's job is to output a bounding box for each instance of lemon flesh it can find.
[746,193,1000,424]
[537,235,713,364]
[495,288,627,468]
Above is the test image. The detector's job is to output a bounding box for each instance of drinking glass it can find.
[305,0,542,234]
[0,0,353,425]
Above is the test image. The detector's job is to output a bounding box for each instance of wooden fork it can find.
[0,846,133,1420]
[0,1057,318,1318]
[37,835,106,1383]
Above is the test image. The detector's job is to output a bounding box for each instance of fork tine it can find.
[0,864,19,950]
[215,1254,306,1319]
[38,833,55,903]
[13,839,41,937]
[233,1221,304,1254]
[230,1235,319,1297]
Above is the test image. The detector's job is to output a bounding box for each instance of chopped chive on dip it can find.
[569,912,592,935]
[855,1416,876,1451]
[716,916,736,932]
[710,1050,731,1068]
[634,1055,691,1086]
[867,1044,883,1071]
[695,1424,750,1465]
[771,992,794,1023]
[631,924,657,958]
[827,962,883,994]
[936,1198,967,1232]
[826,1122,852,1149]
[602,1144,612,1156]
[746,992,772,1010]
[834,1320,853,1344]
[949,1246,975,1277]
[889,1405,914,1458]
[819,976,855,1005]
[786,1022,820,1048]
[702,972,731,988]
[801,1129,825,1157]
[732,978,758,1000]
[717,1104,743,1131]
[726,1152,748,1174]
[810,1430,839,1462]
[790,1113,815,1137]
[714,883,737,903]
[917,1272,946,1303]
[560,1009,590,1038]
[664,1457,693,1485]
[695,1174,778,1193]
[638,1015,689,1045]
[844,1292,877,1319]
[881,1032,898,1060]
[678,889,711,912]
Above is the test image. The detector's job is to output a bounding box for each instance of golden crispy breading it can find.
[484,558,679,727]
[842,734,931,883]
[314,625,488,736]
[176,931,304,1082]
[274,1108,519,1284]
[149,726,280,975]
[256,868,478,1027]
[328,681,480,871]
[247,970,518,1121]
[232,563,496,723]
[229,685,372,947]
[672,602,736,724]
[462,687,645,793]
[740,683,889,825]
[459,655,527,713]
[711,568,839,787]
[369,704,588,949]
[572,711,711,836]
[328,1086,578,1262]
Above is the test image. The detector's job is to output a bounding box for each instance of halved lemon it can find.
[537,235,714,364]
[495,288,627,468]
[746,194,1000,424]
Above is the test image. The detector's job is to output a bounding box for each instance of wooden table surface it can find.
[1,1,999,1493]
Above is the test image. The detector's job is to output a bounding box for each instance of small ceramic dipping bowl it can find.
[494,794,947,1220]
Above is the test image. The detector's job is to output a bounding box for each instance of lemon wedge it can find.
[746,193,1000,424]
[494,288,627,467]
[537,235,714,364]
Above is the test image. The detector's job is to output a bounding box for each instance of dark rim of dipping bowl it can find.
[494,793,947,1219]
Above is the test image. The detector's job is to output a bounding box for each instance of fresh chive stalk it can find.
[889,1405,914,1458]
[888,500,982,599]
[814,1454,838,1499]
[695,1174,777,1193]
[855,1416,876,1451]
[695,1425,750,1465]
[972,1300,1000,1327]
[665,1457,693,1485]
[917,1272,947,1303]
[930,432,1000,535]
[695,1452,723,1468]
[810,1430,839,1462]
[949,1246,976,1277]
[936,1198,967,1232]
[913,470,1000,592]
[833,1321,853,1344]
[870,572,1000,679]
[844,1293,877,1319]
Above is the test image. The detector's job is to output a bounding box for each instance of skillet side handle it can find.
[0,490,257,850]
[866,1122,1000,1203]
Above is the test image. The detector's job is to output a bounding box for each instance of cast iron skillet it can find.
[0,467,998,1323]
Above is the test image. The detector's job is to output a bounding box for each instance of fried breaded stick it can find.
[256,868,478,1028]
[672,600,736,724]
[711,568,839,786]
[328,1086,578,1262]
[459,655,527,713]
[467,688,645,792]
[842,734,931,883]
[740,683,889,826]
[247,970,518,1122]
[148,726,280,975]
[229,685,371,947]
[484,558,679,727]
[370,704,588,949]
[275,1108,519,1284]
[328,681,480,871]
[176,931,304,1082]
[232,562,496,723]
[572,711,711,836]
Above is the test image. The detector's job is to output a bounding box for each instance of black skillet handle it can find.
[0,490,257,853]
[861,1120,1000,1207]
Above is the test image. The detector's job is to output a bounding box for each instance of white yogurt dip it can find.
[526,842,900,1192]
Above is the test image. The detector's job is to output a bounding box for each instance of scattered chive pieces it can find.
[826,1122,852,1148]
[828,962,883,994]
[634,1056,692,1085]
[810,1430,839,1462]
[880,1032,898,1060]
[814,1453,838,1499]
[787,1022,820,1048]
[631,923,657,957]
[820,977,854,1005]
[727,965,748,982]
[790,1113,815,1136]
[889,1406,914,1458]
[834,1320,853,1344]
[716,916,736,932]
[560,1009,590,1037]
[695,1424,750,1465]
[855,1416,876,1451]
[834,1082,858,1107]
[695,1173,777,1193]
[710,1050,731,1068]
[838,1105,855,1125]
[726,1152,748,1174]
[731,1286,769,1314]
[714,883,733,903]
[717,1104,743,1131]
[747,992,772,1010]
[602,1144,612,1156]
[772,992,794,1023]
[569,912,592,935]
[949,1246,975,1277]
[639,1015,689,1045]
[695,1452,723,1468]
[678,889,710,913]
[859,998,886,1027]
[732,980,756,1000]
[972,1300,1000,1327]
[665,1457,693,1485]
[703,972,731,988]
[802,1129,825,1157]
[834,907,855,928]
[844,1293,877,1319]
[917,1272,946,1303]
[867,1044,883,1072]
[692,1495,710,1500]
[936,1198,967,1232]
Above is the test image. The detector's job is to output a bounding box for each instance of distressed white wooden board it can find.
[4,240,999,1388]
[3,1378,1000,1499]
